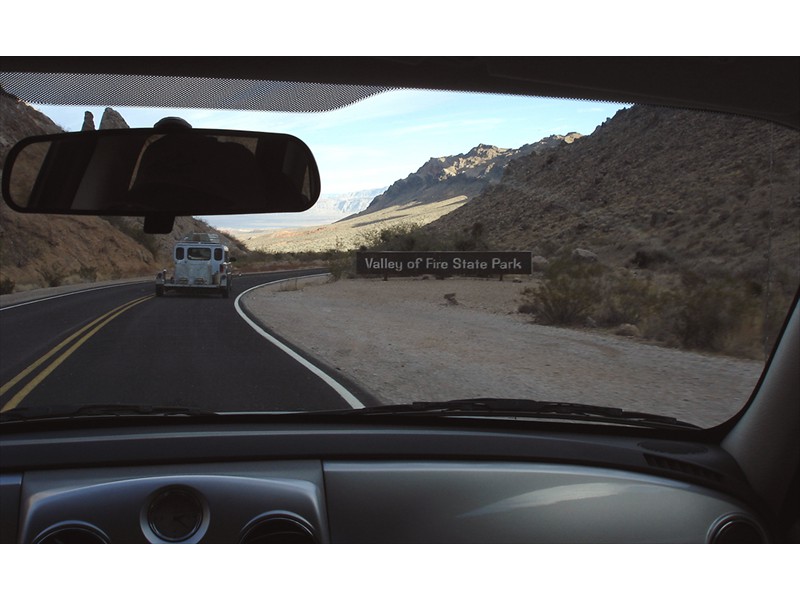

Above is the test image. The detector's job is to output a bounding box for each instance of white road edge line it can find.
[234,276,365,409]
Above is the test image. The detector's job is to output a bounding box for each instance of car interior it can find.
[0,56,798,550]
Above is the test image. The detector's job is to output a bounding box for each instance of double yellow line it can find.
[1,295,151,413]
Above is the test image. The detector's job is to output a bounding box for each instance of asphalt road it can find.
[0,270,365,415]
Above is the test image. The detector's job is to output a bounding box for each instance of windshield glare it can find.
[1,83,798,430]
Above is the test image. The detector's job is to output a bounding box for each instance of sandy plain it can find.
[242,276,763,428]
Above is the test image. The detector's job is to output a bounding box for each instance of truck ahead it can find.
[155,233,234,298]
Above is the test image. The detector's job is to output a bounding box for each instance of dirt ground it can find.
[241,277,764,428]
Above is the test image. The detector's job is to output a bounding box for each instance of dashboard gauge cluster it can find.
[143,486,208,543]
[14,461,328,544]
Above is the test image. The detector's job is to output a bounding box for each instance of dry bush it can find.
[638,273,764,357]
[595,271,658,327]
[327,250,357,281]
[675,275,761,353]
[360,222,488,253]
[37,264,66,287]
[520,260,771,359]
[78,266,98,282]
[523,259,603,325]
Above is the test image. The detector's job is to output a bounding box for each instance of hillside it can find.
[244,195,469,254]
[246,136,581,253]
[0,92,245,292]
[359,136,580,216]
[426,105,800,279]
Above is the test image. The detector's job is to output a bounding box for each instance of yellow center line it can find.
[0,295,152,413]
[0,295,148,397]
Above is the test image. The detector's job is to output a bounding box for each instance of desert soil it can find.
[241,277,764,428]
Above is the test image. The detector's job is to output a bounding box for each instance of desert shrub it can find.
[232,248,271,272]
[595,271,658,327]
[360,223,411,250]
[516,254,776,358]
[359,221,488,253]
[630,247,674,269]
[676,276,761,353]
[0,277,15,295]
[517,295,537,315]
[78,266,98,282]
[523,259,603,325]
[360,223,440,252]
[452,222,488,251]
[101,216,161,258]
[38,264,66,287]
[327,250,356,281]
[638,273,763,356]
[637,288,684,347]
[521,254,776,358]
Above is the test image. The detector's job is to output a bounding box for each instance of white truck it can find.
[155,233,234,298]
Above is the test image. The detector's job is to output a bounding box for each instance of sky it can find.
[32,91,627,229]
[35,91,627,193]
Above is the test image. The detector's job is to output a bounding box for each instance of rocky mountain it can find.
[322,188,386,214]
[242,137,581,253]
[0,85,62,156]
[426,104,800,280]
[80,107,128,131]
[303,187,387,223]
[0,91,244,292]
[356,136,580,216]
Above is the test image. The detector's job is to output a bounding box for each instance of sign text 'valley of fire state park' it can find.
[356,252,532,277]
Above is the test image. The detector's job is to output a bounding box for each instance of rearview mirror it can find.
[2,128,321,222]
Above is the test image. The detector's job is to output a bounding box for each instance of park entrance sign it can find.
[356,251,532,277]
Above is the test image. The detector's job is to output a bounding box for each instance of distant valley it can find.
[241,195,470,254]
[215,188,385,234]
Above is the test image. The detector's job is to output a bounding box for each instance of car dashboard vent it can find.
[708,516,767,543]
[239,515,317,544]
[34,523,109,544]
[638,440,708,455]
[643,453,723,483]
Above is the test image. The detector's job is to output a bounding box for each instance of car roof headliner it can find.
[1,56,798,129]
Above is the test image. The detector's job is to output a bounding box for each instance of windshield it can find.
[187,248,212,261]
[1,79,798,430]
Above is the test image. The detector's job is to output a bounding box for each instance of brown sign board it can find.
[355,252,532,277]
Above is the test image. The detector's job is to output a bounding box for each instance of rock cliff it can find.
[358,136,579,215]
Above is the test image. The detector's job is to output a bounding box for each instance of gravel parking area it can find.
[242,277,764,428]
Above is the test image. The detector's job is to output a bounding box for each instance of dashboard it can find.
[0,421,771,543]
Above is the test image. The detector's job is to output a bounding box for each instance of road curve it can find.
[0,270,364,414]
